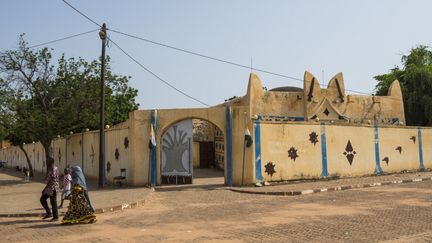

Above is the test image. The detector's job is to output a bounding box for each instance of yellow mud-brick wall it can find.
[65,134,83,173]
[325,125,376,176]
[256,123,430,182]
[259,123,323,181]
[0,126,131,184]
[105,128,130,183]
[128,109,152,186]
[30,142,46,174]
[52,138,65,175]
[378,127,421,172]
[1,120,431,186]
[230,106,255,185]
[0,142,46,173]
[82,132,100,179]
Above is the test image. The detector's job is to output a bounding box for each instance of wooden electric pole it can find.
[98,23,107,188]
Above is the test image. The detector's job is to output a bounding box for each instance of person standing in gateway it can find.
[40,159,60,221]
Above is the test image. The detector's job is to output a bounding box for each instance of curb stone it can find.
[229,177,432,196]
[0,188,154,218]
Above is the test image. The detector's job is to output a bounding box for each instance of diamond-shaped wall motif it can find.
[323,108,330,116]
[115,148,120,160]
[124,137,129,149]
[343,140,356,165]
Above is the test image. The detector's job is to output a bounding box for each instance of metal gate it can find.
[161,120,193,184]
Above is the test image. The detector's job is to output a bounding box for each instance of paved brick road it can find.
[1,179,432,242]
[0,169,152,216]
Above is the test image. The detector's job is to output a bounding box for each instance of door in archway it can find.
[161,119,193,184]
[199,142,214,168]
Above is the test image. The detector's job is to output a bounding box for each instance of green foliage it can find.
[0,35,138,157]
[375,45,432,126]
[54,55,139,132]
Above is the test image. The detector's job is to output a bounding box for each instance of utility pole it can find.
[98,23,107,188]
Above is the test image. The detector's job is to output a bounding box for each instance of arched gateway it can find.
[160,118,225,185]
[127,106,230,186]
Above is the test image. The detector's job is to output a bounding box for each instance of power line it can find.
[61,0,210,106]
[109,30,303,81]
[109,29,372,96]
[61,0,101,27]
[60,0,372,96]
[108,37,211,107]
[29,29,99,49]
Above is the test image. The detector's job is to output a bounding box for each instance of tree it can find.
[0,68,38,175]
[375,45,432,126]
[0,35,139,176]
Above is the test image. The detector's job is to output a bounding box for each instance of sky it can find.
[1,0,431,109]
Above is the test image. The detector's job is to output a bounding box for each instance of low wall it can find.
[2,114,430,186]
[0,127,130,184]
[255,122,430,182]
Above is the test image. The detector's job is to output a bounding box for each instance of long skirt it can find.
[61,185,96,224]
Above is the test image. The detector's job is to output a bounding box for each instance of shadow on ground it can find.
[0,219,46,226]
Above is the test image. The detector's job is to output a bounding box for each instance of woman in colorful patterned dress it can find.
[61,166,96,224]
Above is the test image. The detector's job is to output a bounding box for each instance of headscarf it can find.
[71,165,95,212]
[71,166,87,191]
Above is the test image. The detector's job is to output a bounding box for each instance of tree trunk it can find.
[41,140,54,168]
[18,144,34,177]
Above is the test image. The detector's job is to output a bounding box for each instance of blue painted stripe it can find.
[225,107,233,186]
[418,127,425,170]
[150,110,158,186]
[374,125,383,175]
[320,123,329,177]
[254,120,263,182]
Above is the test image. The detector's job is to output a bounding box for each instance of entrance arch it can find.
[160,118,225,185]
[155,107,227,185]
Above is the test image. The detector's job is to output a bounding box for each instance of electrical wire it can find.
[61,0,101,27]
[108,37,211,107]
[28,29,99,49]
[109,30,303,80]
[61,0,373,96]
[61,0,211,106]
[109,29,372,96]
